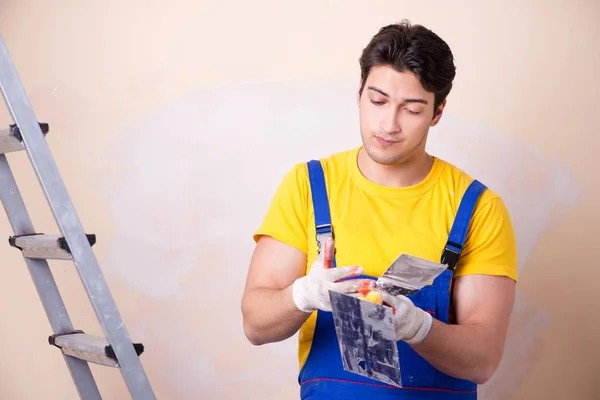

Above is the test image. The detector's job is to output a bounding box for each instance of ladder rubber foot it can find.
[49,330,144,368]
[9,233,96,260]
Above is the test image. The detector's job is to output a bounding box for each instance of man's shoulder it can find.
[304,148,356,168]
[436,157,502,207]
[286,147,357,181]
[436,159,518,281]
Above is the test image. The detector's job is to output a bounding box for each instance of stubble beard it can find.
[362,133,426,167]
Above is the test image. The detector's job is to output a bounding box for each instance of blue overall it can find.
[298,160,486,399]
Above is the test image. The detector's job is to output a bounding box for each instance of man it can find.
[241,19,517,399]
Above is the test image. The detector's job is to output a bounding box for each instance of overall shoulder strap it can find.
[441,179,487,271]
[306,160,336,267]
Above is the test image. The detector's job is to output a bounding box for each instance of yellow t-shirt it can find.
[253,146,518,369]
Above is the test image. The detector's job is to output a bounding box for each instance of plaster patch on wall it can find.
[89,81,579,398]
[90,81,360,301]
[124,301,222,399]
[123,297,300,399]
[479,293,550,400]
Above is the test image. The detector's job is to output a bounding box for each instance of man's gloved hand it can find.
[292,237,375,313]
[376,290,433,345]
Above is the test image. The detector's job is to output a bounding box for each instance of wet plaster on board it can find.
[89,81,580,399]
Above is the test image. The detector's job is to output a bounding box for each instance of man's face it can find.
[357,65,445,166]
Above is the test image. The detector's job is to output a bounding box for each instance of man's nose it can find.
[380,110,401,134]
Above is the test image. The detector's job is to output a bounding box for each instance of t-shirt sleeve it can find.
[454,195,518,282]
[253,163,309,255]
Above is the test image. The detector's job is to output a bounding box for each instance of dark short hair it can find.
[359,19,456,111]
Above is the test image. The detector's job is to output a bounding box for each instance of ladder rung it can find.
[0,122,49,154]
[49,331,145,368]
[9,233,96,260]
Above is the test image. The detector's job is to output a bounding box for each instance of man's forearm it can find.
[410,318,503,384]
[242,283,311,346]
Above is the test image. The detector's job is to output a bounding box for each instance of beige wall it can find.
[0,1,598,399]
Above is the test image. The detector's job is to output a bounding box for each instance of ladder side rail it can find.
[0,154,102,399]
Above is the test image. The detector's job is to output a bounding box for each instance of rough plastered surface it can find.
[90,81,580,399]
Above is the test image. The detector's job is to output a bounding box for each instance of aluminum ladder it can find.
[0,35,157,399]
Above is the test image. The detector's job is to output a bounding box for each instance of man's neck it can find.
[357,147,434,188]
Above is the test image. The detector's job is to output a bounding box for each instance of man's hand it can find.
[292,237,375,313]
[377,290,433,344]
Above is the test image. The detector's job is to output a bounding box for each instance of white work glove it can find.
[292,237,375,313]
[376,290,433,344]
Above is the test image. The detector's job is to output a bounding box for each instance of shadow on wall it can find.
[89,81,580,399]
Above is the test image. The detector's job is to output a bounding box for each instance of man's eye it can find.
[370,100,384,105]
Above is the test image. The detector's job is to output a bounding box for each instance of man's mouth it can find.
[375,136,398,146]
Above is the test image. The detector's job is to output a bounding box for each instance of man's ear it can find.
[430,99,446,127]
